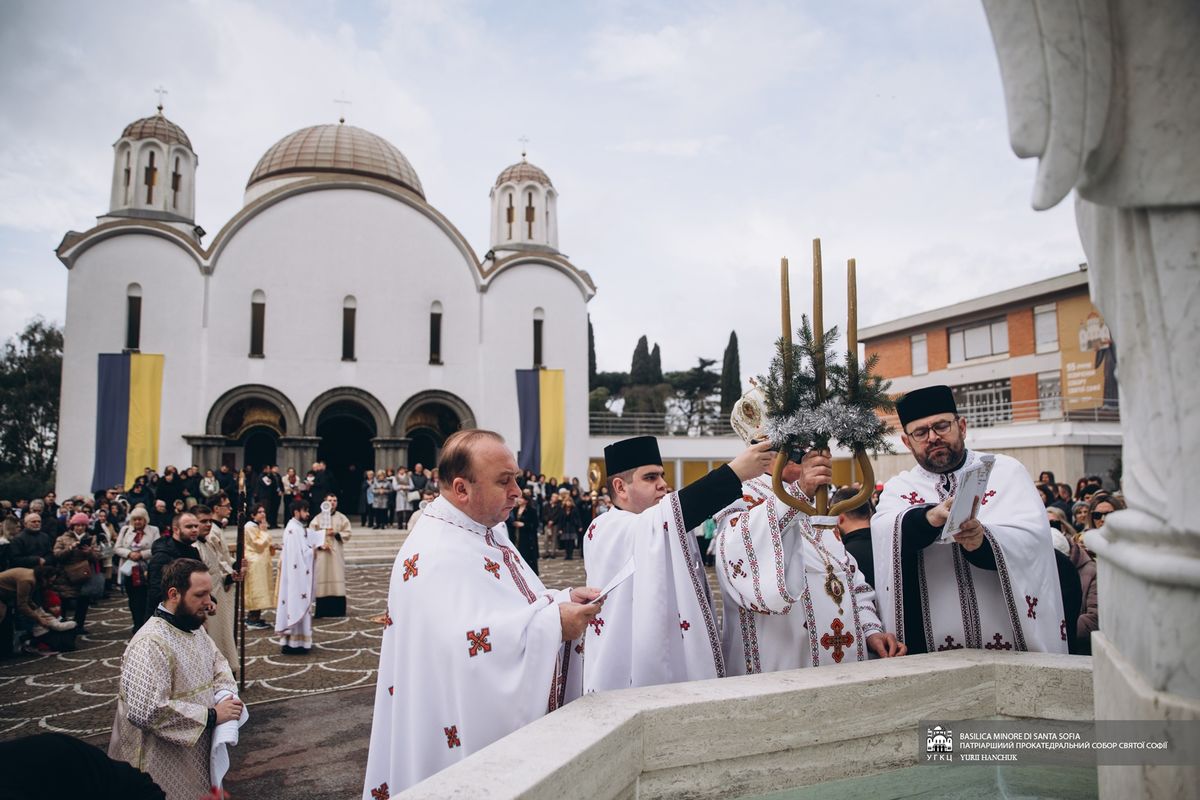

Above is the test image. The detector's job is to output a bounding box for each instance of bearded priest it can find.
[870,385,1066,655]
[576,435,775,695]
[362,430,600,797]
[715,388,905,675]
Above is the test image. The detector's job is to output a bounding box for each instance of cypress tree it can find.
[630,335,653,384]
[587,317,597,389]
[650,343,663,384]
[720,330,742,414]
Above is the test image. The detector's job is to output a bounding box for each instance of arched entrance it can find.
[315,402,375,515]
[241,427,278,472]
[305,389,390,516]
[394,391,476,470]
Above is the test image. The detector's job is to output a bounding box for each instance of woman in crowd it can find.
[558,495,583,561]
[507,494,539,575]
[426,468,441,497]
[113,507,158,633]
[1048,505,1098,654]
[91,508,118,595]
[51,513,102,634]
[243,504,278,629]
[199,469,221,501]
[393,467,414,530]
[370,472,391,530]
[542,492,562,559]
[125,478,153,510]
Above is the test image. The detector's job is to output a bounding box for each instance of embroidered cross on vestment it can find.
[981,490,997,506]
[444,725,461,748]
[901,491,925,505]
[820,618,854,663]
[484,558,501,579]
[1025,595,1038,619]
[370,782,390,800]
[985,632,1013,651]
[403,553,419,581]
[588,617,605,636]
[467,627,492,656]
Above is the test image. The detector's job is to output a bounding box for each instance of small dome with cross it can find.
[494,157,553,189]
[119,109,193,150]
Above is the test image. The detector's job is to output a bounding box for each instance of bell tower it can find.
[105,99,199,238]
[489,150,558,254]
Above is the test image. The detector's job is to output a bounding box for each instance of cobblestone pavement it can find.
[1,549,723,742]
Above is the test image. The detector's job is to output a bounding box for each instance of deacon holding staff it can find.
[871,385,1066,655]
[577,435,775,695]
[715,388,904,676]
[362,430,601,797]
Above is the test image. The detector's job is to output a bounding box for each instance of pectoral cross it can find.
[820,618,854,663]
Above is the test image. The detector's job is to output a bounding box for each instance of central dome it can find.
[247,123,424,197]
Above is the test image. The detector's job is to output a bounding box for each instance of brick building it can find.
[859,267,1121,486]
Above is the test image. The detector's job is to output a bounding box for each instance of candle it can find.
[848,258,858,382]
[812,238,824,400]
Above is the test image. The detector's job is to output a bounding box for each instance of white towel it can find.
[210,690,249,791]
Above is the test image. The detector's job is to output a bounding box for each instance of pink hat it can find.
[69,512,90,527]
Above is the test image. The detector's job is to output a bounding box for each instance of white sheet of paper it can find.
[940,455,996,540]
[590,556,635,604]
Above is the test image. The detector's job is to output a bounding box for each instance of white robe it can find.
[576,492,724,696]
[362,497,575,797]
[198,529,239,677]
[871,450,1067,654]
[275,518,324,649]
[715,476,884,674]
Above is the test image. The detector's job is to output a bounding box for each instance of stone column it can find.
[184,434,229,471]
[279,436,321,474]
[984,3,1200,797]
[372,437,411,472]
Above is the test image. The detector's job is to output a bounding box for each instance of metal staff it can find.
[235,471,248,693]
[772,239,875,520]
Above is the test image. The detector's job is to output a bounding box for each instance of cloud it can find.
[609,135,728,158]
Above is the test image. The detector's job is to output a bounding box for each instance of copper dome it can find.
[120,111,193,150]
[494,158,553,188]
[247,123,424,197]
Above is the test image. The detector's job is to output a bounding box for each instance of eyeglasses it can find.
[1091,511,1110,522]
[906,418,956,442]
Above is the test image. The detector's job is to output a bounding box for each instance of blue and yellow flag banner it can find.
[91,353,164,492]
[515,368,565,479]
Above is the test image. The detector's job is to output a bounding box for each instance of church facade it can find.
[54,108,595,498]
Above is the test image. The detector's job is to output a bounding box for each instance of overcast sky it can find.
[0,0,1085,382]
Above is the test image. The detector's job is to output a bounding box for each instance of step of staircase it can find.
[254,524,410,566]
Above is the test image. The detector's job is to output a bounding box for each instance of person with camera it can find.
[52,512,103,634]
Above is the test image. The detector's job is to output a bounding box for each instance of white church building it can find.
[54,106,595,500]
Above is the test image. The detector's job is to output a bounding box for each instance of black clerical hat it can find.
[604,436,662,475]
[897,385,957,428]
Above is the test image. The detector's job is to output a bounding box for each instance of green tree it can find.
[630,335,654,384]
[650,343,663,384]
[666,357,721,434]
[0,318,62,498]
[719,330,742,415]
[587,317,598,390]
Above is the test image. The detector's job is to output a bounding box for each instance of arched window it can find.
[123,151,131,205]
[125,283,142,351]
[249,289,266,357]
[342,295,357,361]
[429,301,443,365]
[506,192,514,240]
[171,156,182,209]
[525,191,535,238]
[144,151,157,204]
[533,307,545,368]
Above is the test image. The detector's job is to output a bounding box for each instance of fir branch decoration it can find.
[758,315,895,455]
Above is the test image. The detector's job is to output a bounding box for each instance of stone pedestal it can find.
[279,436,321,474]
[372,437,411,472]
[185,434,229,471]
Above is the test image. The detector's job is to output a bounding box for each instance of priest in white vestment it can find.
[576,435,776,695]
[275,499,325,654]
[362,430,600,797]
[109,558,244,800]
[313,491,353,617]
[715,388,905,674]
[195,504,239,677]
[871,386,1067,655]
